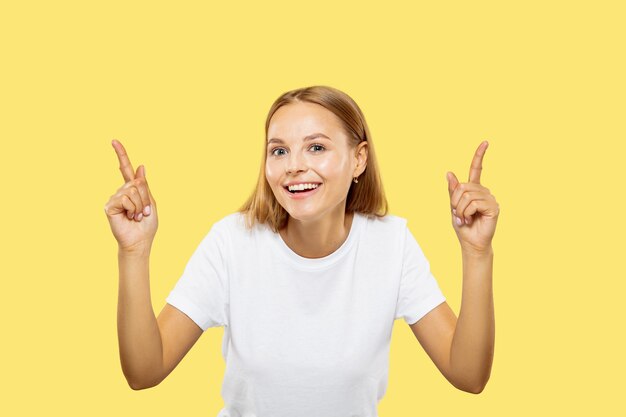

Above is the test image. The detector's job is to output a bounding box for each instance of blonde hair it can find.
[238,85,388,232]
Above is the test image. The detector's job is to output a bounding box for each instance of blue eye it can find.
[269,144,325,157]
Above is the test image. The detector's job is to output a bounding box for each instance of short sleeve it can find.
[165,221,230,331]
[395,224,446,325]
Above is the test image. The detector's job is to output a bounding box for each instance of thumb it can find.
[137,165,157,209]
[446,171,459,196]
[136,164,146,178]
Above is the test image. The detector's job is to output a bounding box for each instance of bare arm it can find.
[449,248,495,393]
[109,140,203,390]
[117,247,164,390]
[117,247,205,390]
[410,248,494,394]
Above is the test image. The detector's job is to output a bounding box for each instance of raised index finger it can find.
[111,139,135,183]
[468,140,488,184]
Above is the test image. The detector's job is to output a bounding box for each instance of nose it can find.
[285,152,307,175]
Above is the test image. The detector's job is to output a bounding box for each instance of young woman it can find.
[105,85,499,416]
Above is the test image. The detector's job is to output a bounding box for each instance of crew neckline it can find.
[271,212,363,270]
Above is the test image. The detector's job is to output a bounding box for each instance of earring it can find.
[353,177,359,183]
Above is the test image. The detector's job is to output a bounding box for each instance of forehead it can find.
[267,102,344,140]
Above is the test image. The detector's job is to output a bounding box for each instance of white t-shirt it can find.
[166,211,446,417]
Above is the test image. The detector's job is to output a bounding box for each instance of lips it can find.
[283,182,322,189]
[282,183,322,199]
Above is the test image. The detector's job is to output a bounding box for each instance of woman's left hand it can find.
[447,141,500,255]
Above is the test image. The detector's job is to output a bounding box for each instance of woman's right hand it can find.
[104,139,159,253]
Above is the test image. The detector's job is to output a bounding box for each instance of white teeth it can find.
[287,183,320,191]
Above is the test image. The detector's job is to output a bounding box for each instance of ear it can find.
[354,141,368,176]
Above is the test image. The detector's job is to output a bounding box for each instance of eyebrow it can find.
[267,133,331,146]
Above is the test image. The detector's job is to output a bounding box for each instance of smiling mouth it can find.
[283,184,322,194]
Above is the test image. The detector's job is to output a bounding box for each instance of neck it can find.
[280,206,354,259]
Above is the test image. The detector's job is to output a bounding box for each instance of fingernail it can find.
[144,205,151,215]
[452,208,457,215]
[455,216,462,226]
[136,213,143,221]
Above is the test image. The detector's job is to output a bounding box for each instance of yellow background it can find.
[1,1,624,415]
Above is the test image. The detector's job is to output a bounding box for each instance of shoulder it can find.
[212,212,245,229]
[209,211,268,240]
[355,212,410,249]
[359,212,408,234]
[195,213,253,256]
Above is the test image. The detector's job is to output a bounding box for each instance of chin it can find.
[285,210,319,222]
[282,207,327,223]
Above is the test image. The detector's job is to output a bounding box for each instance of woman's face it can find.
[265,101,367,223]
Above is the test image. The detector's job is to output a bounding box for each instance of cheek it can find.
[265,161,279,184]
[314,153,350,179]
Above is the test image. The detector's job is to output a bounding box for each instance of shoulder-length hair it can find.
[238,85,388,232]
